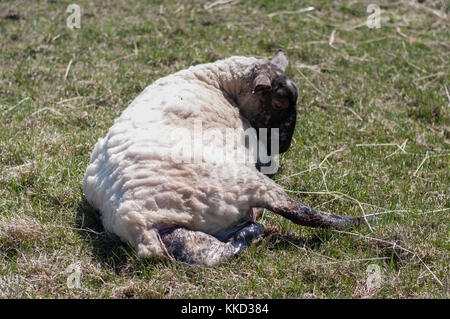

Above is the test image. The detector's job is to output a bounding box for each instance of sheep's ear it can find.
[271,49,289,72]
[253,74,271,94]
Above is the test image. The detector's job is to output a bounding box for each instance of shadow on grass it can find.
[75,198,163,274]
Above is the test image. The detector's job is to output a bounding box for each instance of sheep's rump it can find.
[83,56,275,247]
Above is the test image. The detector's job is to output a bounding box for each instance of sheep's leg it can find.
[267,197,365,229]
[160,222,264,266]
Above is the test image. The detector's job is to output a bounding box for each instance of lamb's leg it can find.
[267,197,365,229]
[225,222,264,255]
[161,222,264,266]
[214,220,261,241]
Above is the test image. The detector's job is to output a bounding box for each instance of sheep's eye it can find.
[272,97,288,110]
[273,83,285,91]
[274,88,287,99]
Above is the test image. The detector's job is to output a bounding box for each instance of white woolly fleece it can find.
[83,56,284,257]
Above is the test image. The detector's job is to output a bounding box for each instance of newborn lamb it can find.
[83,49,365,266]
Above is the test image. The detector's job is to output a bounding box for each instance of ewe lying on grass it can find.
[83,49,365,266]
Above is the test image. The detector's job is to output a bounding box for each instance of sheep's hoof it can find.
[351,215,379,228]
[364,215,380,227]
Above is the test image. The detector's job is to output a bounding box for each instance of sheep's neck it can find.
[188,56,255,102]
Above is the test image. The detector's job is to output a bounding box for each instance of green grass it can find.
[0,0,448,298]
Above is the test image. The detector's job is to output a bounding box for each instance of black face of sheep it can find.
[237,49,298,155]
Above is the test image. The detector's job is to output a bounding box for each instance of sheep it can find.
[83,49,365,266]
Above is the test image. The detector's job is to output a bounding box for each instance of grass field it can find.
[0,0,448,298]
